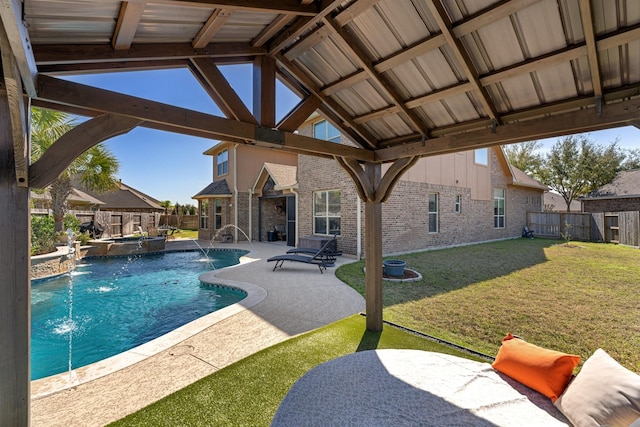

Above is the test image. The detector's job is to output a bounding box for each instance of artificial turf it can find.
[109,314,484,426]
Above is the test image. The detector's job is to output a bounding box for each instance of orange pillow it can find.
[492,334,580,401]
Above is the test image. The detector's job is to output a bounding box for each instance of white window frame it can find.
[494,188,505,228]
[217,149,228,176]
[428,193,438,233]
[200,200,209,230]
[214,199,222,230]
[475,148,488,166]
[313,120,341,143]
[454,194,462,213]
[313,190,341,235]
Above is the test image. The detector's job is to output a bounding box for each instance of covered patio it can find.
[1,0,639,423]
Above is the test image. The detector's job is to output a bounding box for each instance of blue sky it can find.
[64,68,639,205]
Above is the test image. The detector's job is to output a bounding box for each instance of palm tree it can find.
[31,108,120,232]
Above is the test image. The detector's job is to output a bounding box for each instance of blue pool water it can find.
[31,249,248,380]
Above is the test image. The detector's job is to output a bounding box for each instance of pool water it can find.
[31,249,248,380]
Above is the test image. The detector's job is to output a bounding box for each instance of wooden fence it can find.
[68,210,162,238]
[527,211,640,247]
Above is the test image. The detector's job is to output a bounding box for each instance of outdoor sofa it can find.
[272,336,640,426]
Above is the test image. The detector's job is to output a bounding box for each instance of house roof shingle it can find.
[262,163,297,189]
[192,180,232,199]
[75,180,164,211]
[584,169,640,199]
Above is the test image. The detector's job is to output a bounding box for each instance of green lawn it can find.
[109,315,483,427]
[337,238,640,372]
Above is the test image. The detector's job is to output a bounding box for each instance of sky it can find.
[63,68,640,205]
[64,65,301,205]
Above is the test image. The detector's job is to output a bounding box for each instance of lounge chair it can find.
[522,226,534,239]
[286,237,341,266]
[267,237,338,273]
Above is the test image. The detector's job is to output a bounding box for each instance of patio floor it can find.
[30,240,365,427]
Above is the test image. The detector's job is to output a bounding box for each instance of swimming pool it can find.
[31,249,248,380]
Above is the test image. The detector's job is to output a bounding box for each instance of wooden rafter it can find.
[333,0,383,27]
[192,9,231,49]
[35,75,374,162]
[375,97,640,162]
[252,14,295,48]
[578,0,602,98]
[425,0,500,123]
[276,96,322,132]
[188,57,257,124]
[322,16,431,137]
[29,114,142,189]
[33,43,266,65]
[0,21,28,186]
[112,2,145,51]
[168,0,316,15]
[275,54,379,149]
[268,0,343,54]
[0,0,37,96]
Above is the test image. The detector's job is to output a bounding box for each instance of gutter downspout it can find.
[248,189,253,241]
[233,144,238,242]
[291,187,299,247]
[357,195,362,259]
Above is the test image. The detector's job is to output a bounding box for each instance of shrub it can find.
[31,215,57,255]
[63,213,81,234]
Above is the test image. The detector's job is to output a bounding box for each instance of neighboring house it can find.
[31,187,105,213]
[543,192,582,212]
[581,169,640,213]
[194,117,547,256]
[75,180,165,214]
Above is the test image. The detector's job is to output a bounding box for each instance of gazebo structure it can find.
[1,0,639,423]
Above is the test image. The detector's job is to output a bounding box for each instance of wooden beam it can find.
[453,0,543,38]
[0,21,28,186]
[277,96,322,132]
[0,86,31,427]
[377,156,420,202]
[268,0,343,54]
[334,0,383,27]
[33,43,266,65]
[167,0,317,15]
[251,14,295,47]
[112,2,145,50]
[363,163,383,332]
[35,75,375,161]
[425,0,500,122]
[189,57,257,123]
[0,0,37,96]
[578,0,602,98]
[192,9,231,49]
[30,114,142,189]
[375,97,640,161]
[253,56,276,127]
[276,55,379,149]
[322,16,431,136]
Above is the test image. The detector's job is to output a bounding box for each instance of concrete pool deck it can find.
[31,240,365,427]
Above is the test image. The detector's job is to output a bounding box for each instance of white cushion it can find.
[555,349,640,427]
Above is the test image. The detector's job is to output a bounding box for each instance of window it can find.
[494,189,505,228]
[313,190,341,235]
[217,149,228,176]
[214,199,222,229]
[313,120,340,143]
[454,194,462,213]
[200,201,209,229]
[475,148,488,165]
[428,193,438,233]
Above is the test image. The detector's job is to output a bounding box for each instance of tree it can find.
[540,135,625,212]
[621,148,640,171]
[31,108,120,232]
[160,200,172,226]
[504,141,545,178]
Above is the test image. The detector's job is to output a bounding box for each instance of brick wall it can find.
[296,123,544,256]
[582,197,640,213]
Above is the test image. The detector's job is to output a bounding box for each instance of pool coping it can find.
[30,251,267,399]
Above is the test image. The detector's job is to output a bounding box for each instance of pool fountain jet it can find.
[210,224,256,254]
[65,228,78,384]
[192,239,216,269]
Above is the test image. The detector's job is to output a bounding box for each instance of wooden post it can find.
[0,89,31,425]
[364,163,383,331]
